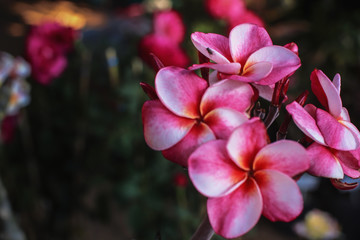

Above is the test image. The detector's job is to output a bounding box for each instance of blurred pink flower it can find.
[139,35,190,69]
[205,0,264,32]
[26,22,77,85]
[139,10,190,69]
[173,172,188,187]
[153,10,185,44]
[205,0,246,21]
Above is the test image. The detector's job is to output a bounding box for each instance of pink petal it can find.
[245,46,301,85]
[142,100,196,150]
[338,120,360,142]
[316,108,359,151]
[162,122,216,166]
[188,139,248,197]
[189,62,241,74]
[286,102,326,145]
[191,32,232,64]
[252,84,274,101]
[209,70,220,85]
[229,23,272,66]
[241,61,273,82]
[253,140,309,177]
[204,108,249,139]
[155,66,208,119]
[335,150,360,178]
[306,143,343,178]
[310,69,342,118]
[254,169,303,222]
[226,118,268,171]
[200,79,254,115]
[207,178,262,239]
[339,107,350,121]
[332,73,341,93]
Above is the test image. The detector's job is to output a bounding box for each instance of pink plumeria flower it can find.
[153,10,185,44]
[189,23,301,88]
[286,69,360,179]
[189,118,309,239]
[142,66,254,166]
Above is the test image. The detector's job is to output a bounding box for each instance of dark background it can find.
[0,0,360,239]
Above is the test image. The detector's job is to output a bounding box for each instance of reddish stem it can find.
[190,213,214,240]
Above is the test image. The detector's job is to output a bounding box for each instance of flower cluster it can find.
[26,22,77,85]
[140,23,360,239]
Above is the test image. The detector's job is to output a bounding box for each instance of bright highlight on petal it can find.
[156,66,208,119]
[189,140,247,197]
[142,100,195,150]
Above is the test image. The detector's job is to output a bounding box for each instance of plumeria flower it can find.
[286,69,360,179]
[139,10,190,69]
[188,118,309,238]
[189,23,301,89]
[142,66,254,166]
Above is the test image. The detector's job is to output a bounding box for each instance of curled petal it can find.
[189,140,247,197]
[310,69,342,118]
[227,118,268,171]
[200,79,254,115]
[162,122,216,166]
[254,170,303,222]
[253,140,309,177]
[286,102,326,145]
[335,150,360,179]
[156,66,207,119]
[316,108,359,151]
[252,84,274,101]
[330,179,358,190]
[306,143,343,179]
[191,32,232,63]
[142,100,195,150]
[229,23,272,66]
[245,46,301,85]
[204,108,249,139]
[332,73,341,93]
[207,178,262,239]
[189,62,241,74]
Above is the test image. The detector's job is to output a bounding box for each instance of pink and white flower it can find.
[188,118,309,238]
[286,69,360,179]
[142,66,254,166]
[189,23,301,87]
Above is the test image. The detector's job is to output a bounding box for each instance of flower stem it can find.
[190,213,214,240]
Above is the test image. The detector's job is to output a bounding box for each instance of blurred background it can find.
[0,0,360,239]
